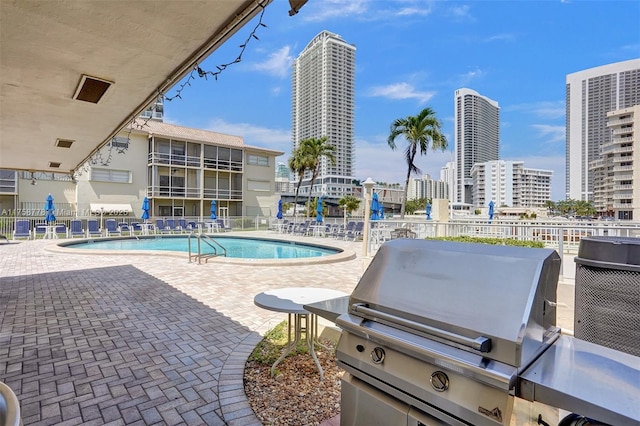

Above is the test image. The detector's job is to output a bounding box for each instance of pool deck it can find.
[0,231,576,425]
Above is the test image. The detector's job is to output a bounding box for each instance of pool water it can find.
[68,236,339,259]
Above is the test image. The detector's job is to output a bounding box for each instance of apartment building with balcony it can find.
[470,160,552,209]
[566,59,640,201]
[407,175,449,201]
[0,120,283,220]
[291,30,356,200]
[590,105,639,220]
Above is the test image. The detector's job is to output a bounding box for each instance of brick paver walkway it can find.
[0,232,362,425]
[0,232,575,425]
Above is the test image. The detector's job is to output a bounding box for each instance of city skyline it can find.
[162,0,639,201]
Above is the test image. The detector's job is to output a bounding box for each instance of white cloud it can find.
[504,101,565,119]
[302,0,370,22]
[204,118,291,156]
[249,46,294,78]
[447,4,474,22]
[457,66,486,86]
[355,136,453,184]
[483,33,516,43]
[368,82,435,104]
[531,124,565,144]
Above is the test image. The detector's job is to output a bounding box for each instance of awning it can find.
[90,203,133,215]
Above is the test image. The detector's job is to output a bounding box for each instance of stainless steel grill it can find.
[329,239,640,426]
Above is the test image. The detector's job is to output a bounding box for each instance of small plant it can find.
[248,321,308,365]
[426,235,545,248]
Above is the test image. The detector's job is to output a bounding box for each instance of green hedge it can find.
[426,235,545,248]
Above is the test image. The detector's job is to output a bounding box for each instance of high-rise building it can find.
[565,59,640,201]
[440,160,456,206]
[454,88,500,205]
[470,160,552,209]
[291,30,355,200]
[407,175,448,201]
[591,105,640,220]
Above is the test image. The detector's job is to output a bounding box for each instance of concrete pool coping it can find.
[48,232,357,266]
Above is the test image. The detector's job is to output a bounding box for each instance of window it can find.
[91,168,131,183]
[247,180,270,191]
[247,154,269,166]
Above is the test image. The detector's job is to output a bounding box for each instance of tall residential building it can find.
[440,160,456,206]
[470,160,552,208]
[454,88,500,204]
[291,30,355,200]
[591,105,640,220]
[566,59,640,201]
[407,175,448,201]
[275,162,292,193]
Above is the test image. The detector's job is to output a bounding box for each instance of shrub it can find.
[426,235,545,248]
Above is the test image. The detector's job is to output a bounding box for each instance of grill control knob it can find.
[430,371,449,392]
[371,347,385,364]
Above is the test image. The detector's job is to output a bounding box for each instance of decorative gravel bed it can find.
[244,323,343,425]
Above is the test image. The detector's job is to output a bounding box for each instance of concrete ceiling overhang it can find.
[0,0,276,175]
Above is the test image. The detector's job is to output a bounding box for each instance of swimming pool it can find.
[59,235,342,260]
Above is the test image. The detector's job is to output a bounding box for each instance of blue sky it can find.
[164,0,640,201]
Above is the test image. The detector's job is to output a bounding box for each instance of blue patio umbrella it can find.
[141,197,150,221]
[488,200,495,223]
[277,199,283,220]
[426,202,432,220]
[380,203,385,219]
[370,192,380,220]
[44,193,56,223]
[210,200,217,220]
[316,196,323,223]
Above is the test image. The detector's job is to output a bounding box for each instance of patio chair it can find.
[86,219,101,237]
[105,219,121,236]
[155,219,172,234]
[69,220,85,238]
[216,219,232,232]
[335,221,355,239]
[131,222,142,234]
[118,222,131,236]
[55,224,68,238]
[33,223,47,239]
[13,220,31,240]
[344,221,364,241]
[166,219,181,233]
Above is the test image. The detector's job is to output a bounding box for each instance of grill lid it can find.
[350,239,561,367]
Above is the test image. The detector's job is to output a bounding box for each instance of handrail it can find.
[188,232,227,264]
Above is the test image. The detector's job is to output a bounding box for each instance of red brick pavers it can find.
[0,233,362,425]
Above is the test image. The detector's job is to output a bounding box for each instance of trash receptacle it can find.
[574,236,640,357]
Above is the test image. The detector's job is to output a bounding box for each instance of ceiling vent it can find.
[49,162,62,168]
[55,139,74,148]
[73,75,113,104]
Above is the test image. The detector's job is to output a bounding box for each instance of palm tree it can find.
[388,107,447,218]
[288,145,313,218]
[338,195,361,227]
[301,137,336,213]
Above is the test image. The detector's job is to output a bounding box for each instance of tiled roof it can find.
[132,120,284,155]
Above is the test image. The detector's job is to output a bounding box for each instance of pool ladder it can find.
[188,233,227,264]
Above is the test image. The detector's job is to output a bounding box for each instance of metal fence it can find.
[2,214,639,256]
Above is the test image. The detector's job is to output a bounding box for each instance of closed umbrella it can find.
[141,197,150,222]
[277,199,283,220]
[316,196,323,223]
[210,200,217,220]
[426,202,432,220]
[44,193,56,223]
[380,203,385,219]
[370,192,380,220]
[488,200,495,224]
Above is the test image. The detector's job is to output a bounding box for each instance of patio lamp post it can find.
[362,177,375,258]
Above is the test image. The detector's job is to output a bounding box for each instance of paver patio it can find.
[0,232,575,425]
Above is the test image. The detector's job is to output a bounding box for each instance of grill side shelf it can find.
[351,303,492,353]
